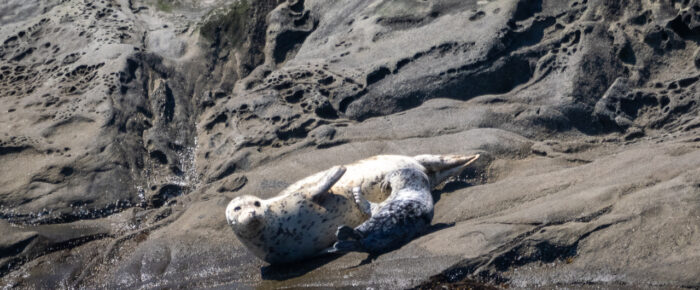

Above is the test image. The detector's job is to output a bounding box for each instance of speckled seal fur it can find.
[225,154,480,264]
[329,154,481,254]
[330,169,435,254]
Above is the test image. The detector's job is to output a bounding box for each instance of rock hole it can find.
[315,103,339,119]
[289,0,304,13]
[366,66,391,86]
[273,30,313,64]
[150,184,183,208]
[0,146,29,156]
[150,150,168,164]
[205,113,227,130]
[285,90,304,103]
[319,76,335,85]
[618,43,636,64]
[338,96,356,113]
[678,76,698,88]
[162,84,175,122]
[214,162,237,181]
[60,167,74,176]
[469,11,486,21]
[170,166,184,176]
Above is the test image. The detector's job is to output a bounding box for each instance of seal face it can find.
[225,154,480,264]
[226,195,265,238]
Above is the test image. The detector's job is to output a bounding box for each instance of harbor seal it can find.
[330,153,482,254]
[330,168,434,254]
[225,154,480,264]
[225,166,361,264]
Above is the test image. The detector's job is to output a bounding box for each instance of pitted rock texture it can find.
[1,0,699,288]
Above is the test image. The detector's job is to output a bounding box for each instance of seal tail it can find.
[414,154,480,186]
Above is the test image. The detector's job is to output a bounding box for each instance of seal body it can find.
[330,154,481,254]
[333,168,434,254]
[329,155,428,202]
[225,154,479,264]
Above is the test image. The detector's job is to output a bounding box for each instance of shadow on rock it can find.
[433,180,476,204]
[260,253,343,280]
[349,222,457,269]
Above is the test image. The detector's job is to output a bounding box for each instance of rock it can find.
[217,175,248,193]
[1,0,699,288]
[146,29,186,59]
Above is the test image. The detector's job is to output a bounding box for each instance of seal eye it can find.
[234,206,241,211]
[254,201,261,207]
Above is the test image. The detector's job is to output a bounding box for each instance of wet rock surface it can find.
[1,0,699,288]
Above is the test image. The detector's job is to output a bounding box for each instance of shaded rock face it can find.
[0,0,699,288]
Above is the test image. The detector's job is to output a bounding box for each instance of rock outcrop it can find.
[1,0,699,288]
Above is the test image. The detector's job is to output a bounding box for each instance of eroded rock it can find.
[1,0,699,288]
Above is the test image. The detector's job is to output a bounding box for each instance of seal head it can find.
[226,195,266,239]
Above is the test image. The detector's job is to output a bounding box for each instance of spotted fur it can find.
[329,168,434,254]
[225,154,479,264]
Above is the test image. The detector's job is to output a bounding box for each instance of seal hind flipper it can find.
[413,154,480,186]
[336,225,362,241]
[353,199,432,253]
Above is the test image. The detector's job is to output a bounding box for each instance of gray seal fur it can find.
[331,168,434,254]
[329,154,482,254]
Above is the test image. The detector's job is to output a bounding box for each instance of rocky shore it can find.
[1,0,699,288]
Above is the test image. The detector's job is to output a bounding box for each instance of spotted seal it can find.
[225,154,480,264]
[329,154,481,254]
[330,168,434,254]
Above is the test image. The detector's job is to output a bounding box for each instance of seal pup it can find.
[225,154,480,264]
[330,154,481,254]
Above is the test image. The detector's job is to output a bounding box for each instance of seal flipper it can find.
[351,186,380,218]
[332,240,364,253]
[336,225,363,241]
[307,165,346,200]
[354,199,432,253]
[414,154,480,186]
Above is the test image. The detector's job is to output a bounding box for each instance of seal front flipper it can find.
[319,240,364,255]
[351,186,380,217]
[331,240,364,253]
[306,165,346,200]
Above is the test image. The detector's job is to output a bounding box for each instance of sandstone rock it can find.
[1,0,699,288]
